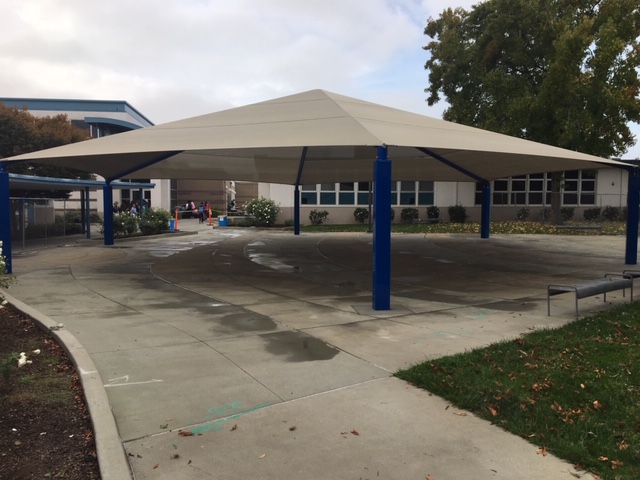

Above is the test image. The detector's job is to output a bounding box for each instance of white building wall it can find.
[596,169,627,207]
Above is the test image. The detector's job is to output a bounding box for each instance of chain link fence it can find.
[9,198,99,250]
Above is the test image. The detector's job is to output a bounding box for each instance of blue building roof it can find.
[0,97,154,128]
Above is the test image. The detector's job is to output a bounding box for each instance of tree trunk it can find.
[550,173,563,225]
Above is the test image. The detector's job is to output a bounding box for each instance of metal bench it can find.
[547,273,633,319]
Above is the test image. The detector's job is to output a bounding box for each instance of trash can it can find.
[218,215,228,227]
[169,219,175,231]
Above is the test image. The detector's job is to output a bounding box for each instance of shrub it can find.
[235,217,255,227]
[0,241,14,290]
[139,208,172,235]
[602,206,620,221]
[390,208,396,221]
[560,207,575,221]
[284,219,295,227]
[244,197,279,226]
[110,212,139,237]
[309,209,329,225]
[354,207,369,224]
[516,208,530,221]
[448,205,468,223]
[426,206,440,219]
[400,208,419,223]
[583,207,601,221]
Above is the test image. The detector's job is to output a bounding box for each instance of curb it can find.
[2,291,133,480]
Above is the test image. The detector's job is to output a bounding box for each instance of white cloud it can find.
[0,0,638,158]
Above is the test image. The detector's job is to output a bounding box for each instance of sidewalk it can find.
[6,223,618,479]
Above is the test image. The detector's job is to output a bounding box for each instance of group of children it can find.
[184,200,210,223]
[113,200,148,217]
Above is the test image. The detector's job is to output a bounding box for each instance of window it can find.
[399,181,416,205]
[475,171,597,206]
[320,183,336,205]
[301,184,317,205]
[418,181,434,205]
[339,182,355,205]
[357,182,371,205]
[475,170,596,206]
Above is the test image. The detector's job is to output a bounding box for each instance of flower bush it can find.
[0,241,14,290]
[353,207,369,224]
[100,212,139,237]
[426,206,440,220]
[516,207,530,221]
[139,208,172,235]
[309,209,329,225]
[448,204,468,223]
[244,197,279,227]
[400,208,419,223]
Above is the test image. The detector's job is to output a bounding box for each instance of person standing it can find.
[198,202,205,223]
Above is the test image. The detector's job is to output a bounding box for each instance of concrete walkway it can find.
[6,220,624,479]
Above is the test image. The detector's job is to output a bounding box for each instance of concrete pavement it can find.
[5,220,625,479]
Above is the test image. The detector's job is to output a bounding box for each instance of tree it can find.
[0,103,93,197]
[424,0,640,222]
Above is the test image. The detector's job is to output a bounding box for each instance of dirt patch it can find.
[0,304,100,479]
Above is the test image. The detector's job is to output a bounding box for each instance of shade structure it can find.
[1,89,637,310]
[0,89,629,183]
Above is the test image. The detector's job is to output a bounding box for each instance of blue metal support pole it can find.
[0,163,13,273]
[103,182,114,246]
[417,147,491,238]
[372,146,391,310]
[293,147,308,236]
[625,167,639,265]
[294,186,301,235]
[481,182,491,239]
[84,187,91,239]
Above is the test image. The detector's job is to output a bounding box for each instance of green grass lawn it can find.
[301,220,627,235]
[396,303,640,480]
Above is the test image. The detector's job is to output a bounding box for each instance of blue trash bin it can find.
[169,219,175,231]
[218,215,228,227]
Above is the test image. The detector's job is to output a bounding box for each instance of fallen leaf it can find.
[289,426,297,431]
[153,464,159,469]
[619,440,629,450]
[230,424,238,431]
[488,406,498,417]
[426,475,434,480]
[593,401,602,410]
[598,456,608,462]
[351,429,359,436]
[536,447,547,456]
[178,431,193,437]
[569,472,582,478]
[453,412,467,417]
[188,460,192,465]
[611,460,624,469]
[259,454,266,459]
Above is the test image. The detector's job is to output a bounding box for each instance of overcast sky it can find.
[1,0,638,159]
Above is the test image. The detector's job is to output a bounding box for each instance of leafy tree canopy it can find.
[424,0,640,158]
[0,102,93,197]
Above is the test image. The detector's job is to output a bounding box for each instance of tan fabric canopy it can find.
[1,89,629,183]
